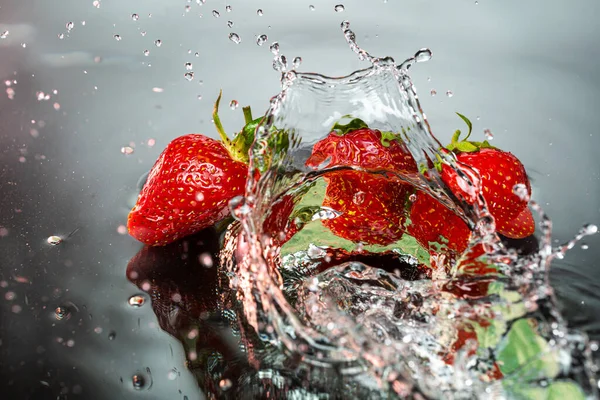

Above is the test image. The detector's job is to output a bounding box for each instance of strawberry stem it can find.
[212,90,231,146]
[242,106,253,125]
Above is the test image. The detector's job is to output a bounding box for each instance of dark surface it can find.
[1,0,599,399]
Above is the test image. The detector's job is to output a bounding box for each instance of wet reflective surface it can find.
[1,0,600,399]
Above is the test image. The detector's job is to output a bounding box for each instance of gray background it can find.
[0,0,599,399]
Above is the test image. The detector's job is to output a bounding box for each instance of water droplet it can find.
[269,41,280,55]
[1,31,9,39]
[55,306,71,320]
[591,341,599,351]
[227,20,234,28]
[256,34,268,46]
[120,146,134,155]
[154,39,162,47]
[513,183,529,201]
[66,22,74,31]
[132,374,145,390]
[167,369,178,380]
[197,95,203,100]
[47,235,62,245]
[143,49,149,56]
[184,72,194,81]
[219,378,232,391]
[185,62,193,70]
[414,48,432,63]
[257,9,263,16]
[445,90,454,98]
[292,56,302,69]
[273,55,288,72]
[484,129,494,140]
[212,10,220,18]
[128,295,145,307]
[228,33,241,44]
[229,196,253,220]
[581,243,589,250]
[226,5,232,12]
[140,31,147,36]
[108,331,116,340]
[229,100,239,110]
[92,1,101,9]
[334,4,345,12]
[409,193,417,202]
[430,89,437,96]
[309,5,315,11]
[199,252,214,268]
[113,34,122,41]
[582,224,598,235]
[131,13,139,21]
[353,191,365,205]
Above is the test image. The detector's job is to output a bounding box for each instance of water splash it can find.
[213,21,598,399]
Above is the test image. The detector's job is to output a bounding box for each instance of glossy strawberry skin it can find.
[128,134,247,246]
[305,128,417,175]
[321,171,411,246]
[408,191,472,257]
[442,148,533,238]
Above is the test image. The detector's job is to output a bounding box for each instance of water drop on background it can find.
[227,20,234,28]
[430,89,437,96]
[582,224,598,235]
[228,33,241,44]
[484,129,494,140]
[185,62,193,70]
[226,5,232,12]
[184,72,194,81]
[256,34,268,46]
[108,331,116,340]
[66,22,74,32]
[269,42,280,55]
[309,5,315,11]
[219,378,232,391]
[292,56,302,69]
[257,9,263,16]
[154,39,162,47]
[414,48,432,63]
[212,10,220,18]
[131,14,139,21]
[334,4,345,12]
[143,49,149,56]
[1,31,9,39]
[120,146,134,155]
[113,34,122,41]
[128,295,145,307]
[229,100,239,110]
[47,235,62,245]
[446,90,454,97]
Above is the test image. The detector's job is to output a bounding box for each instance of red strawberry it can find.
[440,114,534,239]
[262,195,299,246]
[320,171,411,246]
[128,92,257,246]
[305,121,417,176]
[408,190,472,257]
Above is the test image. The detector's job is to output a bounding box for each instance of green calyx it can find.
[212,90,263,164]
[445,112,495,154]
[330,116,404,148]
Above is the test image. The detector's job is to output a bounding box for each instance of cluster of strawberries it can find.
[127,95,534,262]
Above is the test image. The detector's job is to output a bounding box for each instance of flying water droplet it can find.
[128,295,145,307]
[113,34,122,41]
[581,243,589,250]
[273,55,288,72]
[185,62,193,70]
[108,331,116,340]
[257,9,263,16]
[228,33,241,44]
[212,10,220,18]
[334,4,345,12]
[446,90,454,98]
[229,100,239,110]
[430,89,437,96]
[269,41,280,55]
[121,146,134,155]
[227,20,234,28]
[131,14,139,21]
[0,31,9,39]
[184,72,194,81]
[143,49,149,56]
[309,5,315,11]
[47,235,62,245]
[513,183,529,201]
[414,48,432,63]
[256,34,268,46]
[154,39,162,47]
[92,1,100,9]
[483,129,494,140]
[292,56,302,69]
[225,5,232,12]
[66,22,74,32]
[582,224,598,235]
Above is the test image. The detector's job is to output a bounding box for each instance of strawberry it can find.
[408,190,472,257]
[128,92,258,246]
[262,194,299,246]
[441,114,534,239]
[305,119,416,246]
[305,119,417,175]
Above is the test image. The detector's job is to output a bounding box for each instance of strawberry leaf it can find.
[456,112,473,140]
[331,117,369,135]
[454,141,479,153]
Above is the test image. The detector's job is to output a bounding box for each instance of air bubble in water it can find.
[185,62,193,70]
[228,33,241,44]
[47,235,62,245]
[334,4,345,12]
[113,34,122,41]
[132,374,145,390]
[184,72,194,81]
[212,10,220,18]
[414,48,432,63]
[219,378,232,391]
[131,14,139,21]
[484,129,494,140]
[128,295,145,307]
[257,9,263,16]
[154,39,162,47]
[256,34,268,46]
[229,100,239,110]
[292,57,302,69]
[446,90,454,97]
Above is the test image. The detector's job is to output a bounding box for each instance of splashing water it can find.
[211,21,599,399]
